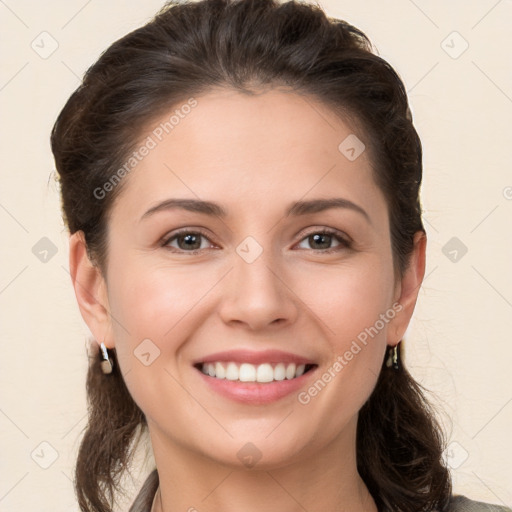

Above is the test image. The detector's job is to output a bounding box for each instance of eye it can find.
[161,228,351,254]
[162,229,215,253]
[295,229,351,253]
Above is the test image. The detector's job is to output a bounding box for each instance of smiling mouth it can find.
[194,362,317,383]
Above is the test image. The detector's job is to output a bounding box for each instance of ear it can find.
[388,230,427,346]
[69,231,114,349]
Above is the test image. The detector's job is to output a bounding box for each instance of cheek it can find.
[289,262,396,451]
[108,261,213,344]
[105,263,207,421]
[294,257,396,343]
[293,264,394,427]
[294,257,395,396]
[105,259,228,404]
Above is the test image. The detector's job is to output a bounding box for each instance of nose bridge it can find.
[218,238,297,329]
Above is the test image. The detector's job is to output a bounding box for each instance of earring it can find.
[99,342,114,374]
[386,342,401,371]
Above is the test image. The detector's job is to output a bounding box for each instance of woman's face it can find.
[73,87,424,469]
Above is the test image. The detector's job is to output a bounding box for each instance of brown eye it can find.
[163,230,212,252]
[296,230,350,252]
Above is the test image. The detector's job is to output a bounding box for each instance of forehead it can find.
[110,87,386,225]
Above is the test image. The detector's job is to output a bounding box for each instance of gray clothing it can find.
[129,469,511,512]
[448,496,512,512]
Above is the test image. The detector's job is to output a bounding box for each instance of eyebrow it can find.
[140,197,371,224]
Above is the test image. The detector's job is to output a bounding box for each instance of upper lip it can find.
[193,349,316,366]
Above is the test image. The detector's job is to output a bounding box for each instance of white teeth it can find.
[285,363,296,380]
[200,362,311,382]
[296,364,306,377]
[239,363,256,382]
[225,362,239,381]
[215,362,226,379]
[273,363,286,381]
[256,363,274,383]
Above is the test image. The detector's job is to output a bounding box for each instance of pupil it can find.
[180,234,200,250]
[177,233,332,251]
[311,233,330,249]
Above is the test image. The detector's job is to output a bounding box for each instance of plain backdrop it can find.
[0,0,511,510]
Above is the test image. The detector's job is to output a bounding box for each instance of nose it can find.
[218,248,299,331]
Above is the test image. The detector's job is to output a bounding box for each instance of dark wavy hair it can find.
[50,0,452,510]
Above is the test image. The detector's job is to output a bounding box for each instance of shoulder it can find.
[129,469,159,512]
[446,495,512,512]
[128,477,512,512]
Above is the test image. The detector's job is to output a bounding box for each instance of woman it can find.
[50,0,511,511]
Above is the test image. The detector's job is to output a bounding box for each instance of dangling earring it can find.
[99,342,114,374]
[386,342,401,371]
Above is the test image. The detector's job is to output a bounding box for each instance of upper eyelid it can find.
[295,226,351,243]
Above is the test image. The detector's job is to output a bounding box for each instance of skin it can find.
[69,87,426,512]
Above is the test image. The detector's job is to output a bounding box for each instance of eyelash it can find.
[160,227,351,254]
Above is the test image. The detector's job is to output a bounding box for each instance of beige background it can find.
[1,0,511,510]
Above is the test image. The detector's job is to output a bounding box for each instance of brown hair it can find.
[51,0,452,510]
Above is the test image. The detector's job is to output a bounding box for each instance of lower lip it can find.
[194,366,318,404]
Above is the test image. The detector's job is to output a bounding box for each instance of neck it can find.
[149,417,378,512]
